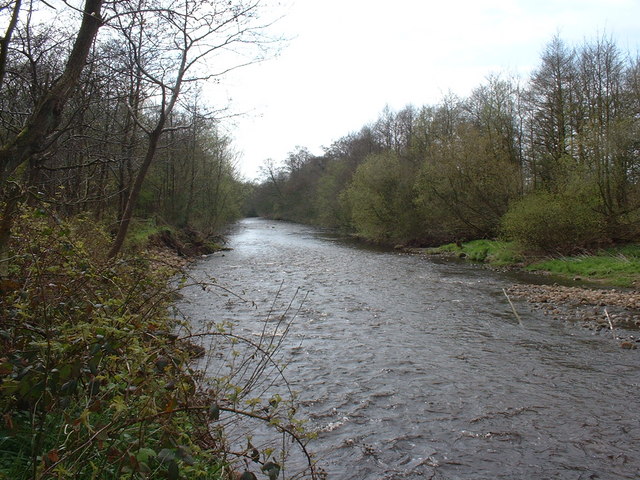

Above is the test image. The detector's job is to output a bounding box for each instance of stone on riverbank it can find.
[507,284,640,348]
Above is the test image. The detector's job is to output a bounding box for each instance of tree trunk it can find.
[0,0,22,90]
[107,125,164,259]
[0,0,103,183]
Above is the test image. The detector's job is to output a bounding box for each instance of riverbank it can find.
[506,284,640,348]
[1,214,312,479]
[407,240,640,286]
[0,214,229,478]
[406,240,640,347]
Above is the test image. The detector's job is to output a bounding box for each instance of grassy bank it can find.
[425,240,640,288]
[425,239,524,266]
[526,244,640,288]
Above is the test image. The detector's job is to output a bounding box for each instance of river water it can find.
[177,218,640,480]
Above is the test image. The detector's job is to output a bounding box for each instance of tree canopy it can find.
[251,35,640,253]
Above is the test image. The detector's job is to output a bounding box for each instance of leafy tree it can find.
[278,147,321,222]
[416,121,521,241]
[314,158,353,228]
[344,152,418,243]
[465,74,523,174]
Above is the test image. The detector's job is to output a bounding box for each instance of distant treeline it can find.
[248,35,640,253]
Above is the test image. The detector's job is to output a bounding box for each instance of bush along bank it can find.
[0,209,320,479]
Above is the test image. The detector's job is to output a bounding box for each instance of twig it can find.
[604,308,616,337]
[503,288,523,327]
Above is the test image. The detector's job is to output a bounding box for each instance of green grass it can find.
[430,239,523,266]
[430,240,640,287]
[527,245,640,287]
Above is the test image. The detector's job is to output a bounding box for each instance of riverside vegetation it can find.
[420,240,640,288]
[0,209,321,479]
[249,35,640,288]
[0,0,323,478]
[247,34,640,345]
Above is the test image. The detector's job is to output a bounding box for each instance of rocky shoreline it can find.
[506,283,640,349]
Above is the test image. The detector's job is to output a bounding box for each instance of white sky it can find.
[211,0,640,180]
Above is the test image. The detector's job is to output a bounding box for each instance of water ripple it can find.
[178,218,640,479]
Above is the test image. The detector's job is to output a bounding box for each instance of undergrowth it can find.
[125,217,168,252]
[0,208,320,479]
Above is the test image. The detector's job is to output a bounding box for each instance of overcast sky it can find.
[212,0,640,180]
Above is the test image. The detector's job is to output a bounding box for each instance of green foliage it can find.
[249,35,640,254]
[344,152,419,243]
[0,209,222,479]
[125,218,167,251]
[527,245,640,287]
[0,209,319,479]
[415,122,521,242]
[501,190,604,253]
[314,160,353,229]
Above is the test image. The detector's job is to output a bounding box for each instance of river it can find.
[176,217,640,480]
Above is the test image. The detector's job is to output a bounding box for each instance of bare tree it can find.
[0,0,103,268]
[0,0,103,183]
[525,35,577,188]
[107,0,276,258]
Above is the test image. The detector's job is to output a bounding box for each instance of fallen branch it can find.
[503,288,523,327]
[604,308,616,337]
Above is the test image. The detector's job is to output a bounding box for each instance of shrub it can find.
[0,209,222,479]
[501,191,603,253]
